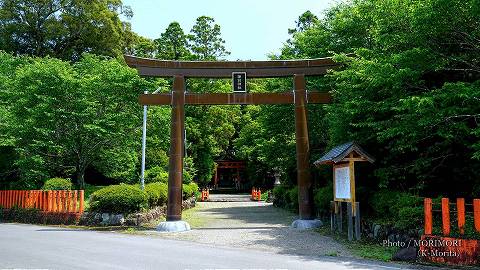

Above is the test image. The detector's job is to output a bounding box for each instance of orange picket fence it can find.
[251,188,261,201]
[201,189,209,202]
[0,190,84,215]
[424,198,480,236]
[422,198,480,265]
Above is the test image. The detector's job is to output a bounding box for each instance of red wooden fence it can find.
[0,190,84,214]
[201,189,209,202]
[424,198,480,236]
[251,188,261,201]
[422,198,480,265]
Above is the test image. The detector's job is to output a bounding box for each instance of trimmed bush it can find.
[42,178,73,190]
[89,184,147,214]
[0,207,79,225]
[182,182,199,198]
[144,166,168,184]
[145,182,168,207]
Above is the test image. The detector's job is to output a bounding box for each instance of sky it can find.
[121,0,338,60]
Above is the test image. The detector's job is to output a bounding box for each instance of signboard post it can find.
[232,72,246,92]
[314,142,375,241]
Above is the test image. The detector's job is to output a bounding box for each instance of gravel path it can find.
[155,200,352,258]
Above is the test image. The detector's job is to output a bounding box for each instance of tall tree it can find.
[288,10,319,34]
[155,22,190,60]
[4,54,149,188]
[0,0,133,60]
[273,0,480,197]
[122,22,156,58]
[188,16,230,60]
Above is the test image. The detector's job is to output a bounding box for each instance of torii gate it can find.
[124,55,340,231]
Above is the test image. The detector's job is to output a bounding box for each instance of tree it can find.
[184,79,241,185]
[4,54,150,188]
[188,16,230,60]
[0,0,133,60]
[274,0,480,197]
[123,23,156,58]
[288,10,319,34]
[155,22,190,60]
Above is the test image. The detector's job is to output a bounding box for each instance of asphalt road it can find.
[0,223,440,270]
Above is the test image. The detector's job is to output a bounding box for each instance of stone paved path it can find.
[207,194,251,202]
[155,199,352,258]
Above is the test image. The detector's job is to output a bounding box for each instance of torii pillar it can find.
[294,74,314,220]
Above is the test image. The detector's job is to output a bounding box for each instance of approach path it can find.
[157,199,351,257]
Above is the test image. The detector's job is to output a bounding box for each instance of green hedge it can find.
[145,182,168,208]
[0,207,79,225]
[144,166,168,184]
[274,184,425,231]
[183,182,199,198]
[42,178,73,190]
[89,184,148,214]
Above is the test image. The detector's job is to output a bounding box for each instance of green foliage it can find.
[268,0,480,205]
[273,185,298,211]
[144,166,169,184]
[155,22,191,60]
[287,186,299,212]
[0,206,79,225]
[182,182,199,199]
[314,183,333,215]
[182,157,197,184]
[89,184,148,214]
[370,190,423,230]
[0,146,18,189]
[42,178,73,190]
[0,206,40,223]
[273,185,288,208]
[188,16,230,60]
[2,53,149,188]
[83,184,104,201]
[144,182,168,208]
[260,190,271,201]
[185,80,240,185]
[0,0,134,60]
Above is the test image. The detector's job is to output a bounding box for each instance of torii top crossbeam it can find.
[124,55,340,78]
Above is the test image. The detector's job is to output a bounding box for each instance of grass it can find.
[181,204,209,228]
[315,224,399,262]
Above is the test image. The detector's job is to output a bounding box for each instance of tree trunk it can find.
[76,167,85,190]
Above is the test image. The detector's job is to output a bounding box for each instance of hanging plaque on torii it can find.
[124,55,341,231]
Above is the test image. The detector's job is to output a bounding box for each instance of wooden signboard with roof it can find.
[314,141,374,240]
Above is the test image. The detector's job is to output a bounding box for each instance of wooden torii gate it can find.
[124,55,340,227]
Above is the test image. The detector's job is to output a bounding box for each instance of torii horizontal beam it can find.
[124,55,340,78]
[139,92,332,105]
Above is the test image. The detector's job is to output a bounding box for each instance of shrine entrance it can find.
[125,55,340,227]
[212,160,246,191]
